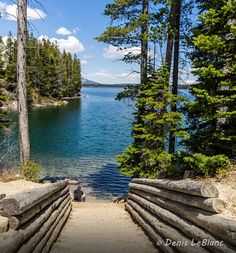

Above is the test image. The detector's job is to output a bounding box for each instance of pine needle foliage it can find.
[117,66,187,178]
[184,0,236,159]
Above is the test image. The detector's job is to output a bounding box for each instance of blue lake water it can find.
[0,87,191,200]
[30,87,133,199]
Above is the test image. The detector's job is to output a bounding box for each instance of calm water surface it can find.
[1,87,191,200]
[30,87,133,199]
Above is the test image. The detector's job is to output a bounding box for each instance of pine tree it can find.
[0,30,82,109]
[184,0,236,158]
[0,37,8,128]
[116,0,188,178]
[0,88,7,128]
[71,55,81,96]
[117,67,186,178]
[169,0,181,153]
[5,32,17,88]
[26,33,41,102]
[0,36,5,78]
[97,0,151,83]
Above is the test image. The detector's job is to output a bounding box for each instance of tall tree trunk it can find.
[17,0,30,162]
[153,42,156,70]
[169,0,181,154]
[165,1,175,74]
[140,0,149,84]
[159,1,175,150]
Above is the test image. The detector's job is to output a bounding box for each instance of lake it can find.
[0,87,191,200]
[4,87,133,200]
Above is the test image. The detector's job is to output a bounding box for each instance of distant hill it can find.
[83,83,136,88]
[82,77,137,87]
[81,77,191,89]
[82,77,101,85]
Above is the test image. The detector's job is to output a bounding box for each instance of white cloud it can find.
[88,69,113,78]
[103,46,141,59]
[72,27,80,34]
[39,35,85,55]
[118,72,139,80]
[103,45,154,60]
[0,1,6,11]
[55,26,80,36]
[85,69,140,84]
[38,35,49,40]
[55,27,72,36]
[81,60,88,65]
[1,2,46,21]
[2,35,16,45]
[26,5,46,20]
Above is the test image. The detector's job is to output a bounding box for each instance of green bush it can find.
[169,152,232,177]
[166,153,187,178]
[182,153,232,176]
[19,160,41,182]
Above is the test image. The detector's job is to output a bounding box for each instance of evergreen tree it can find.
[0,36,5,78]
[169,0,181,153]
[0,34,82,102]
[117,67,186,178]
[0,37,8,128]
[114,0,188,178]
[26,33,41,102]
[0,88,7,128]
[185,0,236,158]
[71,55,81,96]
[97,0,153,83]
[5,32,17,88]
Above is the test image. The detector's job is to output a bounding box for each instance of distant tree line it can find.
[98,0,235,178]
[0,32,82,104]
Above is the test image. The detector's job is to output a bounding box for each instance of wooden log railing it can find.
[132,178,219,197]
[0,181,72,253]
[0,194,6,200]
[126,178,236,253]
[0,181,67,216]
[129,183,226,213]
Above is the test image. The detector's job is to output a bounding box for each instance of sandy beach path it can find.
[50,202,157,253]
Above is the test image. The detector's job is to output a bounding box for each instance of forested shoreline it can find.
[0,0,235,180]
[0,33,82,108]
[98,0,236,178]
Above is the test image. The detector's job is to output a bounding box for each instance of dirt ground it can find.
[0,179,49,197]
[50,202,157,253]
[204,171,236,216]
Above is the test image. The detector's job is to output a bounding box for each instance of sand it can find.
[0,179,49,197]
[50,202,157,253]
[204,171,236,216]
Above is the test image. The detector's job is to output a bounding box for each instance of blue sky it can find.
[0,0,140,84]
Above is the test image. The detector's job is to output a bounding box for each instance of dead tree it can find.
[17,0,30,162]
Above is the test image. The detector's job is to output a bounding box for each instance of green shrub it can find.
[182,153,232,176]
[19,160,41,182]
[169,152,232,177]
[166,153,187,178]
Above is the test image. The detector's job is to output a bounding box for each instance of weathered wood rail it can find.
[126,178,236,253]
[0,181,72,253]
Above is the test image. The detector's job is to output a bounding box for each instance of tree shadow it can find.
[81,163,131,200]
